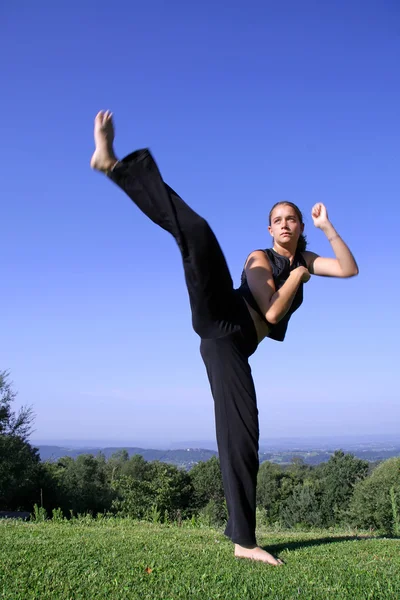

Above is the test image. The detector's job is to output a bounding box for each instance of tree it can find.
[280,482,323,528]
[106,449,130,484]
[52,453,113,516]
[316,450,369,525]
[256,461,288,524]
[349,457,400,534]
[147,461,193,519]
[112,459,193,522]
[0,434,40,510]
[0,370,35,439]
[0,371,40,510]
[111,474,153,519]
[119,454,150,481]
[189,457,226,525]
[190,457,224,507]
[285,457,312,481]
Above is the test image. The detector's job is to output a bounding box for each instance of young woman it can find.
[91,110,359,566]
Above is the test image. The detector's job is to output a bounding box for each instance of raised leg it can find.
[91,111,238,338]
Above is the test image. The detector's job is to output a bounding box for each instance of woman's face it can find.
[268,204,304,247]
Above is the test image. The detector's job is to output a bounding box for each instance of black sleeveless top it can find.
[238,248,307,342]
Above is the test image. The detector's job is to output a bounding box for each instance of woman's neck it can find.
[272,242,297,261]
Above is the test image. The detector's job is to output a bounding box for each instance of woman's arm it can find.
[245,251,310,324]
[303,203,359,278]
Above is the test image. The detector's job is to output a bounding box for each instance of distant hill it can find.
[36,444,400,470]
[37,446,218,469]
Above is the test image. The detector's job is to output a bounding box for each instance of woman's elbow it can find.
[344,266,359,278]
[265,310,279,325]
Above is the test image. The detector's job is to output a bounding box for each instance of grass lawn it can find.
[1,519,399,599]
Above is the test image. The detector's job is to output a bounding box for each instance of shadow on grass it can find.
[263,534,400,555]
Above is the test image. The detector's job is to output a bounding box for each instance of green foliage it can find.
[285,457,313,482]
[31,503,47,522]
[39,453,114,517]
[0,371,41,511]
[60,453,112,515]
[255,505,269,528]
[316,450,369,525]
[149,461,193,518]
[198,498,227,527]
[257,454,370,529]
[390,487,400,536]
[114,453,149,480]
[51,508,64,523]
[111,474,153,519]
[190,456,224,504]
[111,460,193,522]
[0,370,35,439]
[37,461,68,514]
[147,505,162,523]
[257,459,318,527]
[0,433,41,510]
[106,449,130,483]
[349,457,400,534]
[257,460,290,523]
[280,482,323,528]
[189,456,225,524]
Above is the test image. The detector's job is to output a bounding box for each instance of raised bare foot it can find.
[90,110,119,173]
[234,544,283,565]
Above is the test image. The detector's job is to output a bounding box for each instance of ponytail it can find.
[297,233,307,252]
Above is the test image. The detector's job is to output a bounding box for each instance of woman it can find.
[91,110,359,565]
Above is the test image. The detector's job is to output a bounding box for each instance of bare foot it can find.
[234,544,283,565]
[90,110,119,173]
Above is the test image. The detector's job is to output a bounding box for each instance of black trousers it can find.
[108,150,260,546]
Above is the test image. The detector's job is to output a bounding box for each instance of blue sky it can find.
[1,1,399,447]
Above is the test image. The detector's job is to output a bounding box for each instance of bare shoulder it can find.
[301,250,319,272]
[245,250,272,271]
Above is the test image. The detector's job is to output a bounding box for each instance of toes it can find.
[95,110,113,126]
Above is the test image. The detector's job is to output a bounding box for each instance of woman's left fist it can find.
[311,203,330,228]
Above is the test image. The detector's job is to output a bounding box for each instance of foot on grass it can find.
[234,544,283,565]
[90,110,119,173]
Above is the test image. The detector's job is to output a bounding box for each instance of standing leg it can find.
[200,331,259,546]
[200,327,283,565]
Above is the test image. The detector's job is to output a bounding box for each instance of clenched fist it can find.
[311,203,330,229]
[292,266,311,283]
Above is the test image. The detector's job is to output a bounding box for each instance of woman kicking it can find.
[91,110,359,565]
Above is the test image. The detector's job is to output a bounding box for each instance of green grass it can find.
[1,519,399,599]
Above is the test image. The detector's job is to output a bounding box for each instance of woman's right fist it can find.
[292,266,311,283]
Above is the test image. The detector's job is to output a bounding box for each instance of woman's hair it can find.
[268,201,307,252]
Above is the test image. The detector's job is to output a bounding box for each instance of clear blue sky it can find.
[1,1,399,447]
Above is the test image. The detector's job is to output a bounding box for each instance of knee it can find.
[187,215,211,239]
[195,321,218,341]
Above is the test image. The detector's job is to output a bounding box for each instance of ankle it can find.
[106,157,119,172]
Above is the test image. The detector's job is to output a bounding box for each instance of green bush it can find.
[349,457,400,534]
